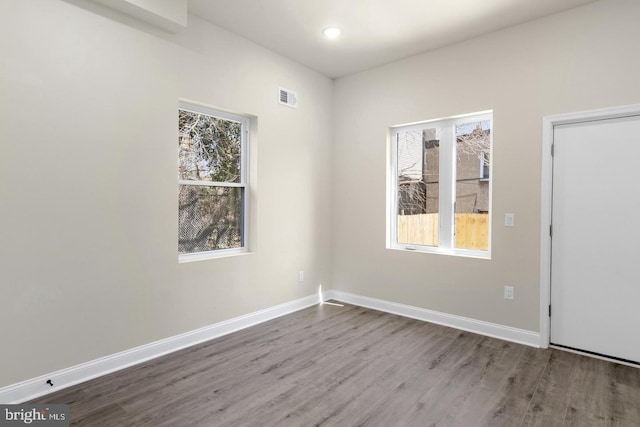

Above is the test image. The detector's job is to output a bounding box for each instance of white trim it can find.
[386,246,491,260]
[440,124,455,249]
[178,247,249,263]
[540,115,554,348]
[550,345,640,369]
[178,101,248,125]
[324,290,539,348]
[390,110,493,130]
[0,293,322,404]
[178,180,245,188]
[540,103,640,349]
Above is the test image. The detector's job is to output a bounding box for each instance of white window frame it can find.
[479,150,490,181]
[178,101,250,262]
[388,111,493,259]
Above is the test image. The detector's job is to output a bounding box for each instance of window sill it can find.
[387,245,491,260]
[178,248,251,263]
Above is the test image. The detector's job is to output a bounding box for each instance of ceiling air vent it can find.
[279,87,297,108]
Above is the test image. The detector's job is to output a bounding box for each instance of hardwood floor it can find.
[31,302,640,426]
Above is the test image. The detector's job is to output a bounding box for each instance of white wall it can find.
[119,0,187,25]
[0,0,333,387]
[331,0,640,332]
[92,0,188,32]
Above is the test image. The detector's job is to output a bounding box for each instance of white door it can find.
[551,114,640,363]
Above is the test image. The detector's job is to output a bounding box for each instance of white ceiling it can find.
[188,0,600,78]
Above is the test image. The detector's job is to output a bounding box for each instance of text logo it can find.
[0,405,68,427]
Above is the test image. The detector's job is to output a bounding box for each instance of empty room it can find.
[2,0,640,425]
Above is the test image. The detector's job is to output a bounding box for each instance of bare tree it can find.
[178,111,243,253]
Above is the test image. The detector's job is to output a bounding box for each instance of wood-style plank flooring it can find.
[31,302,640,426]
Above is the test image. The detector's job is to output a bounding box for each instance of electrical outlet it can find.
[504,286,514,300]
[298,271,304,282]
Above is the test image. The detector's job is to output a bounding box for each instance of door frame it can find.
[539,103,640,348]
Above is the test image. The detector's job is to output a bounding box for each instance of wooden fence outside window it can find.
[397,213,488,250]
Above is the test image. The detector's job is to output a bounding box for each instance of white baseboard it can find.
[2,290,540,404]
[323,290,540,348]
[0,293,321,404]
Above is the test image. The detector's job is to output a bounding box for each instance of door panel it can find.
[551,115,640,362]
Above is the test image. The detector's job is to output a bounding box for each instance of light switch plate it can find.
[505,213,515,227]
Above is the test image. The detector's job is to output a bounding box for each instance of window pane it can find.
[178,185,243,253]
[454,120,491,250]
[397,128,439,246]
[178,110,242,183]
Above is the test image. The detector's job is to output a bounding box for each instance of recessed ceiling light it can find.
[323,27,342,40]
